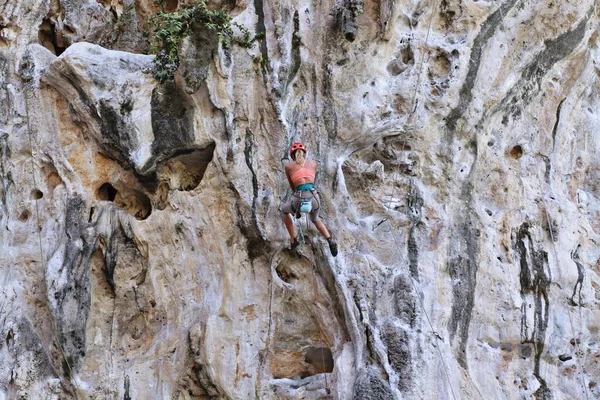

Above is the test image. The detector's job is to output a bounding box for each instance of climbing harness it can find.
[292,187,319,217]
[23,78,82,399]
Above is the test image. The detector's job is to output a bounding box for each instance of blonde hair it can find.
[294,150,306,163]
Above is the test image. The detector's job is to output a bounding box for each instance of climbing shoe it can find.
[327,238,338,257]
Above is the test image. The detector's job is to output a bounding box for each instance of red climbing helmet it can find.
[289,142,307,159]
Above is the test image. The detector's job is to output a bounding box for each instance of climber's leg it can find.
[281,200,298,249]
[309,193,338,257]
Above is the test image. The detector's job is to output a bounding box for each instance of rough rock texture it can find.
[1,0,600,398]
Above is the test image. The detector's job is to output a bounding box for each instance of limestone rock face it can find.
[1,0,600,399]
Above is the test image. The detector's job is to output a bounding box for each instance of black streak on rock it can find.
[353,366,394,400]
[570,246,584,306]
[407,181,423,279]
[123,375,131,400]
[445,0,519,132]
[253,0,270,79]
[448,206,479,369]
[150,82,195,161]
[58,70,130,166]
[393,274,417,327]
[54,197,96,371]
[322,66,338,143]
[287,11,301,87]
[382,322,412,391]
[502,12,589,123]
[103,215,147,293]
[515,222,551,394]
[244,128,259,212]
[340,0,363,42]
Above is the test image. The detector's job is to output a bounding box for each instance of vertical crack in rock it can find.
[551,98,566,151]
[407,181,423,279]
[445,0,519,132]
[244,128,259,213]
[228,182,269,261]
[51,197,96,371]
[570,246,584,306]
[515,223,551,395]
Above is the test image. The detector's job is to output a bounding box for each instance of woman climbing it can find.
[281,142,338,257]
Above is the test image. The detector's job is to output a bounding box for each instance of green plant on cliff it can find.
[149,0,258,83]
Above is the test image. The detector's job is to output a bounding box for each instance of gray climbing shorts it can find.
[281,189,321,223]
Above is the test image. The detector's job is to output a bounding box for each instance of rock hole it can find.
[430,52,451,77]
[96,183,152,220]
[275,264,297,283]
[558,354,572,362]
[38,18,67,56]
[486,209,492,216]
[519,343,533,358]
[88,207,95,222]
[97,183,118,202]
[31,189,43,200]
[157,144,216,192]
[304,346,334,373]
[507,145,523,159]
[18,209,31,222]
[401,45,414,65]
[5,329,13,346]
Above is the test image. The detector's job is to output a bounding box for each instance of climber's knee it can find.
[281,201,293,218]
[310,211,321,224]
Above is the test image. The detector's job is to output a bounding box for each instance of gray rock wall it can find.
[1,0,600,398]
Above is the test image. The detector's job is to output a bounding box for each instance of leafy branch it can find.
[149,0,260,83]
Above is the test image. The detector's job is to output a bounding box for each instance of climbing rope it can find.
[23,80,82,399]
[373,1,459,394]
[310,261,330,393]
[408,0,443,117]
[542,199,590,400]
[496,3,590,398]
[384,181,457,400]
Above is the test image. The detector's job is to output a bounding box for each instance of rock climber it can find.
[281,142,338,257]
